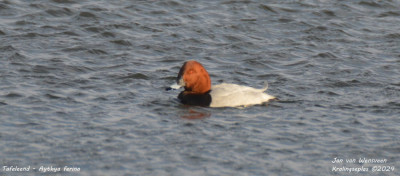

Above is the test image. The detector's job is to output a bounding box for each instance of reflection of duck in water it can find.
[168,60,275,107]
[180,109,211,119]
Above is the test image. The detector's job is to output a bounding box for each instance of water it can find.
[1,0,399,175]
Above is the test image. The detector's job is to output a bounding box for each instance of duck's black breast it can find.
[178,91,212,106]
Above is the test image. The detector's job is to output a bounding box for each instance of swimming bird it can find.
[168,60,275,107]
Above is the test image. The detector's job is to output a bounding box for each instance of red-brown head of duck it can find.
[176,60,211,94]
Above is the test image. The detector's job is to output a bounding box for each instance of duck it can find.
[167,60,275,107]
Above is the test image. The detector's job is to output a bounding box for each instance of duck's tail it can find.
[262,81,269,92]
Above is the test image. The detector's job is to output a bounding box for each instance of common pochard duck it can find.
[168,60,275,107]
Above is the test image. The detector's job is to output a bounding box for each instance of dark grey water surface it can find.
[1,0,400,175]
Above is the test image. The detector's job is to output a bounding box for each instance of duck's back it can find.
[209,83,275,108]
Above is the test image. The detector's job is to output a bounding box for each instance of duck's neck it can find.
[185,81,210,94]
[193,74,211,93]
